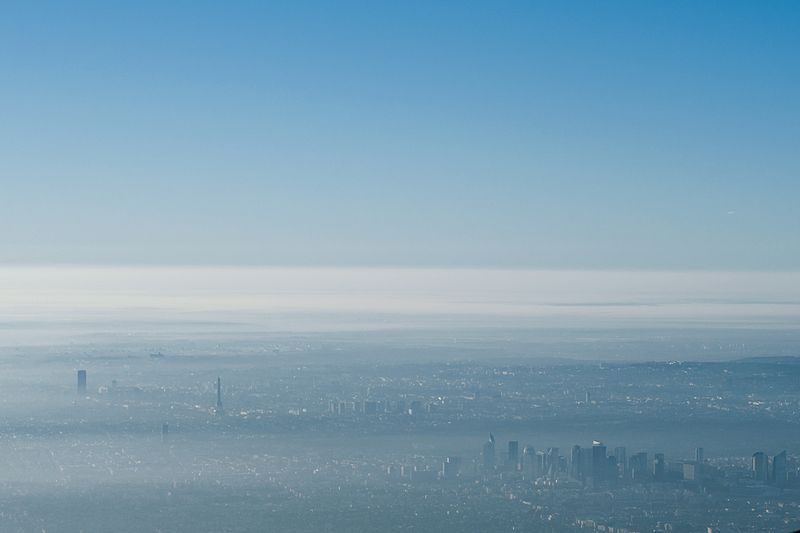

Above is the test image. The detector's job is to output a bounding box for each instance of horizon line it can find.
[2,263,800,274]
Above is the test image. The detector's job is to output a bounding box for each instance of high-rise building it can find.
[77,369,87,393]
[215,377,224,415]
[606,455,618,485]
[507,441,519,469]
[752,451,768,482]
[653,453,666,481]
[570,445,582,480]
[482,434,496,471]
[772,450,787,485]
[591,441,607,484]
[629,452,648,481]
[695,447,704,463]
[682,462,697,481]
[161,423,169,443]
[614,446,627,478]
[546,447,559,479]
[536,451,547,477]
[581,448,593,479]
[522,445,537,479]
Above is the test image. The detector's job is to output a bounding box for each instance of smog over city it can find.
[2,2,800,532]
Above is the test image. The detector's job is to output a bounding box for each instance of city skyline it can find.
[1,2,798,532]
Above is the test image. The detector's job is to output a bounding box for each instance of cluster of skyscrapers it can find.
[752,450,787,485]
[481,436,790,487]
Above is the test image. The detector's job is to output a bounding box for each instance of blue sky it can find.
[1,1,798,268]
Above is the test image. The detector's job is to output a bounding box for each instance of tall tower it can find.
[653,453,666,481]
[570,445,582,480]
[507,440,519,469]
[482,434,496,472]
[215,376,224,414]
[77,370,87,394]
[772,450,787,485]
[614,446,627,478]
[546,447,559,480]
[752,451,768,482]
[591,440,607,485]
[522,445,537,479]
[630,452,648,481]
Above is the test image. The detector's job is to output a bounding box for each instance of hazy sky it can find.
[1,1,798,268]
[2,267,800,346]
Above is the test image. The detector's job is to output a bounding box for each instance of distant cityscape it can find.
[48,349,800,533]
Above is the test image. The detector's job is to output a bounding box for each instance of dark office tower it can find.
[581,448,593,479]
[161,423,169,443]
[614,446,627,478]
[546,447,559,479]
[653,453,666,481]
[772,450,787,485]
[522,445,537,479]
[695,447,704,463]
[629,452,648,481]
[752,451,768,482]
[77,370,87,393]
[606,456,618,485]
[215,377,224,414]
[591,441,607,484]
[570,445,582,480]
[536,451,546,476]
[507,441,519,469]
[585,391,591,404]
[482,434,496,471]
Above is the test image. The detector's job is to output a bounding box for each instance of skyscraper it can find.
[772,450,787,485]
[215,376,224,415]
[161,422,169,443]
[752,451,768,482]
[546,447,559,479]
[682,462,697,481]
[653,453,666,481]
[482,434,496,472]
[629,452,648,481]
[614,446,627,478]
[606,455,618,485]
[507,440,519,469]
[77,370,87,393]
[591,441,607,485]
[695,447,704,463]
[570,445,582,480]
[522,445,537,479]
